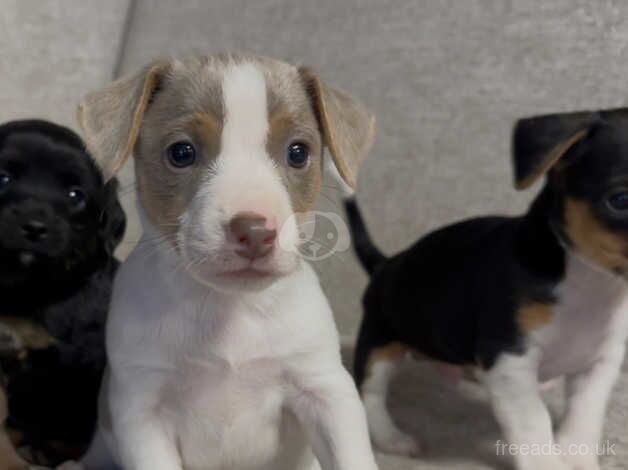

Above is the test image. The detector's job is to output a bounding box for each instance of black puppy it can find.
[0,120,125,466]
[346,109,628,470]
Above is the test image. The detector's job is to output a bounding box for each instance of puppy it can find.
[346,109,628,470]
[77,54,379,470]
[0,120,126,466]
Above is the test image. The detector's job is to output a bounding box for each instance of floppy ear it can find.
[299,67,376,189]
[512,110,599,190]
[77,61,170,180]
[99,177,127,256]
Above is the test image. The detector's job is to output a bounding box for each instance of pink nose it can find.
[228,212,277,260]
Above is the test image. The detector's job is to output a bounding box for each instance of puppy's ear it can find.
[300,67,376,189]
[100,178,127,256]
[512,110,599,190]
[77,61,170,180]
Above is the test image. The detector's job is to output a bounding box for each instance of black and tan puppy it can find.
[0,120,125,466]
[346,109,628,470]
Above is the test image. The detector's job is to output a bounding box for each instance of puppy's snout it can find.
[21,219,48,241]
[228,212,277,260]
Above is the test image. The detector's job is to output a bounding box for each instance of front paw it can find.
[560,452,600,470]
[516,454,569,470]
[557,435,601,470]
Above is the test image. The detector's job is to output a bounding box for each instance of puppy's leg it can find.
[0,389,28,470]
[482,349,567,470]
[359,343,420,457]
[109,374,182,470]
[556,343,625,470]
[288,367,379,470]
[354,308,420,457]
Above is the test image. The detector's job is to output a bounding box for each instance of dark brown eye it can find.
[607,190,628,212]
[286,142,310,169]
[68,187,87,209]
[167,141,196,168]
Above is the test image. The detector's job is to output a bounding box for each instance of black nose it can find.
[21,219,48,242]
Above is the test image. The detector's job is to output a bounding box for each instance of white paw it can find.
[517,454,569,470]
[373,429,422,457]
[561,454,600,470]
[557,435,601,470]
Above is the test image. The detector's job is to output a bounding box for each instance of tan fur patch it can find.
[0,389,27,470]
[0,316,56,352]
[564,198,628,271]
[299,67,375,189]
[516,129,589,190]
[266,107,322,213]
[366,342,409,375]
[137,108,222,242]
[517,302,554,333]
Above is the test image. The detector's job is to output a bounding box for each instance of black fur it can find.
[0,119,125,465]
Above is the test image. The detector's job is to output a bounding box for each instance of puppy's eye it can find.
[607,190,628,212]
[0,172,11,187]
[286,142,310,169]
[167,141,197,169]
[68,187,87,208]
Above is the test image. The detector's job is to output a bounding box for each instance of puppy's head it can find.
[78,54,374,292]
[513,108,628,276]
[0,120,126,287]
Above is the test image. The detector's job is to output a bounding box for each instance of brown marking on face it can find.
[564,198,628,271]
[135,73,224,243]
[517,302,554,333]
[364,342,409,383]
[266,107,322,214]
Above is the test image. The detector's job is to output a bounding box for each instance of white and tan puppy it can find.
[74,54,378,470]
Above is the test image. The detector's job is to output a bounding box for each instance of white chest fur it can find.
[104,241,339,470]
[537,252,628,381]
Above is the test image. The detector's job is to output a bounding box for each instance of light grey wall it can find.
[116,0,628,335]
[0,0,129,129]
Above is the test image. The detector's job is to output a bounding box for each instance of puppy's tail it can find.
[325,158,386,275]
[344,197,387,275]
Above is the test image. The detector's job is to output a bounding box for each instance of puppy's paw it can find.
[518,455,569,470]
[560,454,600,470]
[373,430,422,458]
[557,434,601,470]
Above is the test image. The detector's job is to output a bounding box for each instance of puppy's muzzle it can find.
[0,200,69,260]
[228,212,277,260]
[9,204,53,243]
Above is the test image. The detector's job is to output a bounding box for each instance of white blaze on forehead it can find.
[221,63,269,156]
